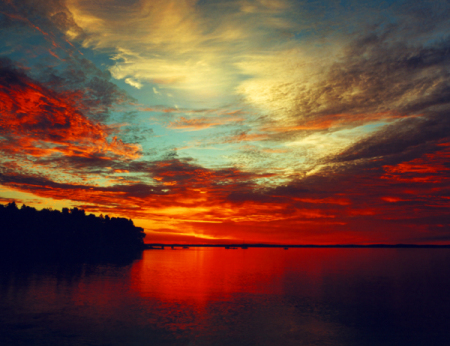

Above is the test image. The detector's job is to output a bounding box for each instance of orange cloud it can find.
[0,61,141,160]
[223,132,269,143]
[168,115,243,131]
[262,112,409,133]
[293,197,351,206]
[382,144,450,184]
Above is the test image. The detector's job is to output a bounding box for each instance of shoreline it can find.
[144,243,450,249]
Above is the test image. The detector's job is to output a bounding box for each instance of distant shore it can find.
[144,243,450,249]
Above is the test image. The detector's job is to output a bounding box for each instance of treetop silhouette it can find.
[0,201,146,262]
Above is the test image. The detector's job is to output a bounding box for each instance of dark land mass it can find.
[145,243,450,249]
[0,202,145,263]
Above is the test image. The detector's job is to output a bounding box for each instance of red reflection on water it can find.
[130,247,450,302]
[129,247,407,301]
[3,249,450,345]
[130,248,284,301]
[129,247,450,343]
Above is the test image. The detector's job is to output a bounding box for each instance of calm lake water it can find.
[1,248,450,346]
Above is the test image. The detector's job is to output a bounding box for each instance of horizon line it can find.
[144,243,450,249]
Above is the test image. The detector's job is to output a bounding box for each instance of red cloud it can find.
[1,63,449,246]
[382,143,450,184]
[2,144,449,245]
[0,60,140,160]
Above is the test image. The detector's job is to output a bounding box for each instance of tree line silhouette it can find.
[0,201,146,262]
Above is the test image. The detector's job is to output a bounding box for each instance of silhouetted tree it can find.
[0,202,146,262]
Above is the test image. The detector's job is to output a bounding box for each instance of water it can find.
[1,248,450,346]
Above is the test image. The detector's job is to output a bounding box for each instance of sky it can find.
[1,0,450,244]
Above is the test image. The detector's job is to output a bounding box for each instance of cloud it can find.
[168,113,244,131]
[32,55,133,121]
[0,58,141,162]
[333,115,450,164]
[237,28,450,126]
[382,142,450,184]
[230,6,450,180]
[63,0,301,103]
[126,78,143,89]
[2,0,450,244]
[0,0,84,50]
[2,144,449,244]
[0,157,277,224]
[58,0,450,176]
[222,131,270,143]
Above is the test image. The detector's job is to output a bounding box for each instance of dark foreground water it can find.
[1,248,450,346]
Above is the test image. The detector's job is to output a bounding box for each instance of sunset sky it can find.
[1,0,449,244]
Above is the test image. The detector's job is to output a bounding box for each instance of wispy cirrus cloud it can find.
[63,0,299,103]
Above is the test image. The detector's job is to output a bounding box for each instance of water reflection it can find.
[1,248,450,345]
